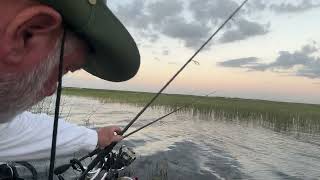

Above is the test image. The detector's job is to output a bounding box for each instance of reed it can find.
[62,87,320,134]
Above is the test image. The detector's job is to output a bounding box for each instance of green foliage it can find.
[62,87,320,134]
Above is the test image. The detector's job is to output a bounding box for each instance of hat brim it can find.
[39,0,140,82]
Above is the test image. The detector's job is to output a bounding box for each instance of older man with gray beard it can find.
[0,0,140,162]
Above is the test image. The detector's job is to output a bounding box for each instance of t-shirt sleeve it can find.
[0,112,98,161]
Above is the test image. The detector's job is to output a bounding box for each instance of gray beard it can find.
[0,39,61,123]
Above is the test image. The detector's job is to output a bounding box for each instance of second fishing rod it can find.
[78,0,249,179]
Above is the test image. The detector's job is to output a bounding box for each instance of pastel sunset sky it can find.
[63,0,320,104]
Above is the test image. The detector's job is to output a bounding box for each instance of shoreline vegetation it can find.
[62,87,320,134]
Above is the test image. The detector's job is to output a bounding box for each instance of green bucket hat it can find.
[38,0,140,82]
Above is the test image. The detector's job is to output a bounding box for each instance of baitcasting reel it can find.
[55,145,136,180]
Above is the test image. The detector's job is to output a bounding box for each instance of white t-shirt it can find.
[0,111,98,161]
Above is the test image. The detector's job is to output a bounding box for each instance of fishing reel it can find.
[54,145,136,180]
[113,146,136,170]
[0,162,37,180]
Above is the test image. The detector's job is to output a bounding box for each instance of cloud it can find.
[270,0,320,14]
[147,0,183,24]
[219,19,269,43]
[163,50,170,56]
[257,43,319,71]
[240,0,320,15]
[115,0,149,28]
[160,17,211,48]
[268,51,312,69]
[113,0,320,49]
[188,0,239,24]
[113,0,270,49]
[248,0,268,11]
[188,0,270,43]
[301,43,318,54]
[296,56,320,78]
[218,57,259,68]
[218,43,320,78]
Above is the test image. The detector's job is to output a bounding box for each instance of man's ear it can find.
[2,5,62,65]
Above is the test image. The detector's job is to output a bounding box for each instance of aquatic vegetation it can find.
[62,87,320,134]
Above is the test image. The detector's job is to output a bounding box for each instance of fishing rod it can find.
[123,106,186,139]
[53,105,186,176]
[49,29,66,180]
[77,1,249,178]
[123,91,216,139]
[121,0,248,134]
[54,92,215,177]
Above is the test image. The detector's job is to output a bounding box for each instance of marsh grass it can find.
[24,88,320,179]
[62,87,320,134]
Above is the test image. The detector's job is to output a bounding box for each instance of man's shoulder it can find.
[0,112,52,136]
[16,111,53,121]
[9,111,55,129]
[17,111,33,118]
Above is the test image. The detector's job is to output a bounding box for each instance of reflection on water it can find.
[29,96,320,180]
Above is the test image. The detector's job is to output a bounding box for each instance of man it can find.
[0,0,140,161]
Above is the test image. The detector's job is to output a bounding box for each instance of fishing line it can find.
[121,0,249,135]
[48,29,66,180]
[123,91,216,139]
[80,0,250,178]
[122,107,185,139]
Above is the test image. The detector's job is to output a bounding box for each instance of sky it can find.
[63,0,320,104]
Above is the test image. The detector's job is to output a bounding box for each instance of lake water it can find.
[29,95,320,180]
